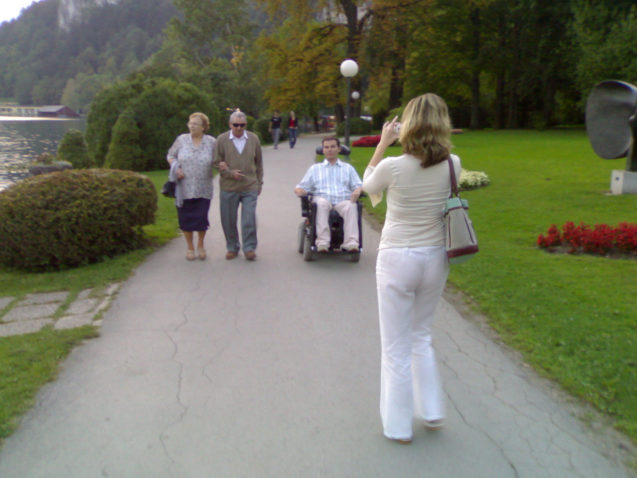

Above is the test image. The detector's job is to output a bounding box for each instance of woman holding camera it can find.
[362,93,461,444]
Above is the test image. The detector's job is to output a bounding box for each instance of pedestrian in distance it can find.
[214,110,264,261]
[362,93,462,444]
[288,110,298,148]
[166,112,216,261]
[294,136,363,252]
[268,110,282,149]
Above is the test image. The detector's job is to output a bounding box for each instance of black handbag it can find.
[161,180,176,198]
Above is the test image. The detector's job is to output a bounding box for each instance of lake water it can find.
[0,116,86,191]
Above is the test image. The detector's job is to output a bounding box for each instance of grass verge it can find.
[350,129,637,444]
[0,170,179,444]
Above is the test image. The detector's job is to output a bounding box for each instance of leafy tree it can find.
[85,80,140,166]
[257,20,347,114]
[363,0,433,120]
[153,0,268,116]
[86,76,221,171]
[129,78,220,170]
[105,108,145,171]
[58,129,93,169]
[572,2,637,96]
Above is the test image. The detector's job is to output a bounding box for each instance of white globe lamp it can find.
[340,59,359,149]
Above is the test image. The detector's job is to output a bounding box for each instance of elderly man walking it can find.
[214,111,264,261]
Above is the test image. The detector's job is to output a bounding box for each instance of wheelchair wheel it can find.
[297,222,305,253]
[303,234,314,261]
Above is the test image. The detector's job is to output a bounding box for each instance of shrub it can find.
[253,118,271,143]
[57,129,93,169]
[0,169,157,270]
[459,169,490,190]
[352,135,381,147]
[337,117,373,136]
[105,108,145,171]
[86,77,223,170]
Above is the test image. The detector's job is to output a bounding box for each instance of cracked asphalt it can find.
[0,134,633,477]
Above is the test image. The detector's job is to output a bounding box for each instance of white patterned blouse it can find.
[166,133,216,200]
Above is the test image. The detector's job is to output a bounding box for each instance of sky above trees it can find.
[0,0,42,24]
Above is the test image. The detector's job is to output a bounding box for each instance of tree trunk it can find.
[506,84,519,129]
[388,60,405,110]
[470,72,481,130]
[340,0,359,57]
[469,7,481,129]
[494,74,505,129]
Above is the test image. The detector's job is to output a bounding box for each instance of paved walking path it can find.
[0,134,634,477]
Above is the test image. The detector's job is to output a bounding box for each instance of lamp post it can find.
[340,59,359,148]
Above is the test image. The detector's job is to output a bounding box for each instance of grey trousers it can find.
[272,128,281,148]
[219,190,258,253]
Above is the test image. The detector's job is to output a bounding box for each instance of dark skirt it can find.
[177,198,211,232]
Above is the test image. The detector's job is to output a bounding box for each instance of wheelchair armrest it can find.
[300,194,313,218]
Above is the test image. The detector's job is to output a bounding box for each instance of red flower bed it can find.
[537,222,637,257]
[352,135,381,147]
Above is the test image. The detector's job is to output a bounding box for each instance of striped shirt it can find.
[296,159,362,204]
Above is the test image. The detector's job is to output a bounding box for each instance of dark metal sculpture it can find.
[585,80,637,172]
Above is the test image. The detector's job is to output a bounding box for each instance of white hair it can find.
[229,111,247,122]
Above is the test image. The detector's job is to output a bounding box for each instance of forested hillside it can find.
[0,0,176,111]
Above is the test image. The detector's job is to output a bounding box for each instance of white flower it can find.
[459,169,490,190]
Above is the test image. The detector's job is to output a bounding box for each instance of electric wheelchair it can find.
[297,144,364,262]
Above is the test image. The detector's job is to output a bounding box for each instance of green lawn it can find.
[350,129,637,442]
[0,170,179,443]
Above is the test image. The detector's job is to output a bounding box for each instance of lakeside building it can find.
[0,105,79,118]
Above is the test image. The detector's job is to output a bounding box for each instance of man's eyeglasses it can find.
[232,123,247,128]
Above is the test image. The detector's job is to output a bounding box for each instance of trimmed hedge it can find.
[0,169,157,270]
[337,117,373,136]
[57,129,93,169]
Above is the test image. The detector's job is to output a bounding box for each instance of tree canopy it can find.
[2,0,635,129]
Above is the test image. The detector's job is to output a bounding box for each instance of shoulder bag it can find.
[443,157,478,263]
[161,180,176,198]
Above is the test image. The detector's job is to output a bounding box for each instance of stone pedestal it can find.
[610,170,637,195]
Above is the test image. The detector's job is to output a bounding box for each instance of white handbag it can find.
[444,157,478,263]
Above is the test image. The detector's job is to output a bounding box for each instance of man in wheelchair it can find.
[294,136,363,253]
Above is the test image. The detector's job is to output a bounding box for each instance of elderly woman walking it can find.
[167,112,216,261]
[362,93,461,444]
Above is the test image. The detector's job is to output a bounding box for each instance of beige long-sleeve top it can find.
[213,131,263,192]
[363,153,461,249]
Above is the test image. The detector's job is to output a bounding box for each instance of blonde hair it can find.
[189,112,209,132]
[399,93,452,168]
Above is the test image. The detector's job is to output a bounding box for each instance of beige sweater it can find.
[213,131,263,192]
[363,154,461,249]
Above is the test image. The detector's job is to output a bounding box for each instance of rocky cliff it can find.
[58,0,121,30]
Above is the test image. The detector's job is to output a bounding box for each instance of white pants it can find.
[376,246,449,440]
[313,197,359,249]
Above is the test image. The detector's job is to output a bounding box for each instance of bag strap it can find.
[447,156,459,198]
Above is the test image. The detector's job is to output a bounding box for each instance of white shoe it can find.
[317,244,329,252]
[424,419,444,430]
